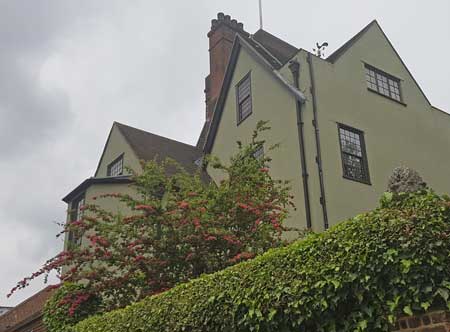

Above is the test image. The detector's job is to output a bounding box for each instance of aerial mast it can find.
[259,0,263,29]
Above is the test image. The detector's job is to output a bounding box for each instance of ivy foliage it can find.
[74,190,450,332]
[43,283,100,332]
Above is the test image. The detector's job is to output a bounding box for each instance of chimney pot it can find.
[217,12,225,20]
[238,22,244,30]
[211,19,218,28]
[224,15,231,22]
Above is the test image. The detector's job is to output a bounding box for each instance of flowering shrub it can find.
[73,190,450,332]
[9,121,298,324]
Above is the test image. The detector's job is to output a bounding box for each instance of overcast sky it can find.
[1,0,449,307]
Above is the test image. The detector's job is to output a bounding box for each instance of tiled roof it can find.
[252,29,298,66]
[115,123,209,181]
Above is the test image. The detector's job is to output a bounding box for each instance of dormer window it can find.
[365,65,402,103]
[107,154,124,177]
[236,73,252,124]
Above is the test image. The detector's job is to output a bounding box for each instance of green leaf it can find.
[437,288,449,301]
[403,306,413,316]
[420,302,431,311]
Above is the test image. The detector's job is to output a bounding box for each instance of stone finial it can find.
[387,167,427,194]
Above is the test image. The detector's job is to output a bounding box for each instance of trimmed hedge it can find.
[44,283,101,332]
[74,191,450,332]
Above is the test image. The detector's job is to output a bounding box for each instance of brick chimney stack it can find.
[205,13,249,122]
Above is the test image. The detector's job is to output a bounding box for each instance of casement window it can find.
[107,154,124,177]
[236,73,252,124]
[68,195,85,246]
[365,65,402,102]
[253,145,264,161]
[338,124,370,184]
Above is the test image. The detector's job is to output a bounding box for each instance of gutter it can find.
[288,60,312,229]
[307,53,329,230]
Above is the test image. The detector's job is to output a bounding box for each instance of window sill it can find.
[343,175,372,186]
[367,88,407,107]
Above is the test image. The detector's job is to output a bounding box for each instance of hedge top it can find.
[74,191,450,332]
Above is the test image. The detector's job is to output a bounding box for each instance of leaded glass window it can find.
[365,65,402,102]
[107,155,124,177]
[338,124,370,184]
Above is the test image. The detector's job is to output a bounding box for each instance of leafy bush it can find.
[14,122,297,319]
[73,190,450,332]
[43,283,100,332]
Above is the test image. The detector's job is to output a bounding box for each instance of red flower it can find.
[205,235,217,241]
[135,205,155,212]
[229,252,255,263]
[178,201,190,209]
[238,203,250,210]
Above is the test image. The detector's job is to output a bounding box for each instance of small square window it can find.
[338,124,370,184]
[365,64,403,103]
[236,73,252,124]
[107,154,124,177]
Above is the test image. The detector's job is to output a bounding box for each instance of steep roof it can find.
[67,123,209,202]
[115,122,204,176]
[252,29,298,65]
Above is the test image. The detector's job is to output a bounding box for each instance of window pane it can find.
[237,75,252,122]
[239,96,252,121]
[342,154,365,181]
[338,125,369,183]
[366,65,402,102]
[365,68,377,90]
[238,78,251,102]
[376,73,389,96]
[108,156,123,177]
[339,128,362,157]
[253,145,264,160]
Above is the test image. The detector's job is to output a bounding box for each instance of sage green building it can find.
[203,18,450,233]
[63,14,449,246]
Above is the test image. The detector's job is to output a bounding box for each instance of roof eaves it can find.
[432,105,449,115]
[62,176,132,203]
